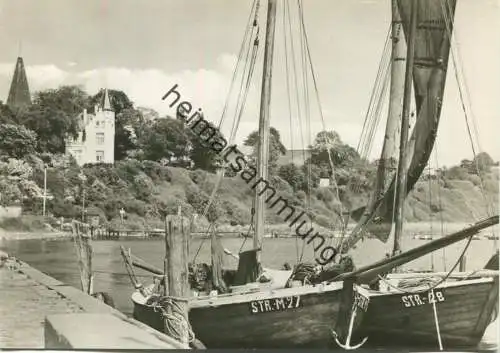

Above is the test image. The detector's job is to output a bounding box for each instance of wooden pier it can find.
[0,253,188,349]
[87,227,165,240]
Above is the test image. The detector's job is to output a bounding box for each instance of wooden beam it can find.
[165,215,191,344]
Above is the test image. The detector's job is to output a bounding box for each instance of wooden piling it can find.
[164,214,191,345]
[71,221,93,295]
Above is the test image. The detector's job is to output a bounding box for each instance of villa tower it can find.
[65,89,116,165]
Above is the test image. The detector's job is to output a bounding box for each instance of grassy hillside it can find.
[0,153,496,233]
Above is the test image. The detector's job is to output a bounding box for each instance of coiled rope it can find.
[150,295,195,345]
[376,231,475,295]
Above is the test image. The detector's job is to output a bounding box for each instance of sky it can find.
[0,0,498,167]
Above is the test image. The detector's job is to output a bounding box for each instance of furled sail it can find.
[344,0,457,251]
[346,0,405,248]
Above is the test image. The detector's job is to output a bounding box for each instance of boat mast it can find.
[375,0,405,200]
[254,0,277,264]
[392,0,418,257]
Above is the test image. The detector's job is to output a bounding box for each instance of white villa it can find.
[66,89,115,166]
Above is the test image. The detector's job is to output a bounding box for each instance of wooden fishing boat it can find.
[128,215,498,348]
[133,281,352,348]
[128,0,368,348]
[125,0,499,349]
[332,0,500,349]
[357,274,498,348]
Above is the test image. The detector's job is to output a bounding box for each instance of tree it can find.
[0,102,17,124]
[444,166,469,180]
[18,86,89,153]
[0,124,37,158]
[301,161,321,190]
[89,89,133,115]
[189,137,221,171]
[278,163,305,191]
[243,127,286,175]
[473,152,494,174]
[309,130,359,170]
[187,118,226,171]
[138,118,191,162]
[115,108,145,160]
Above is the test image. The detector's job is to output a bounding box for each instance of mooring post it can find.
[72,221,93,295]
[164,214,190,345]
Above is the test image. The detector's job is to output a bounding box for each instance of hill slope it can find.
[0,155,496,231]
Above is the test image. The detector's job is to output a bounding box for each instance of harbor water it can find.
[1,234,498,351]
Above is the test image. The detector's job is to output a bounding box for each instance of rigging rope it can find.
[431,288,444,351]
[191,1,261,263]
[335,23,392,251]
[296,0,352,254]
[356,24,392,157]
[440,0,496,236]
[433,141,447,271]
[218,0,260,130]
[297,0,315,258]
[284,0,307,262]
[427,164,435,272]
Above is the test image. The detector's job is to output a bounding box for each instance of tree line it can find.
[0,85,496,221]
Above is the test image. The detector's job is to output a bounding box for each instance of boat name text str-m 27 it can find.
[250,296,301,314]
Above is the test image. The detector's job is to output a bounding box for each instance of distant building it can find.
[319,178,330,188]
[6,57,31,110]
[277,149,311,167]
[65,89,115,166]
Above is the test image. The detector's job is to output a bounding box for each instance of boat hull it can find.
[356,277,498,348]
[132,282,362,348]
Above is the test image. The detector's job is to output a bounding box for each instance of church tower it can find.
[7,57,31,110]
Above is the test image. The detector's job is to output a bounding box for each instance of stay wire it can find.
[297,0,347,246]
[218,0,259,129]
[440,0,494,225]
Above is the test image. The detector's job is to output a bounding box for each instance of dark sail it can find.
[344,0,457,250]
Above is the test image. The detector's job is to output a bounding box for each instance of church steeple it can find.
[7,57,31,110]
[102,88,113,111]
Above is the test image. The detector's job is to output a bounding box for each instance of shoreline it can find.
[0,221,495,242]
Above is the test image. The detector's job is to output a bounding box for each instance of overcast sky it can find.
[0,0,497,166]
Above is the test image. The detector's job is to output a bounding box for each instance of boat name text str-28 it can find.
[401,290,445,308]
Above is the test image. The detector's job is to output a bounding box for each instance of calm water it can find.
[1,234,498,350]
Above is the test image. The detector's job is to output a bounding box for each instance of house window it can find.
[96,132,104,145]
[73,149,82,162]
[96,151,104,162]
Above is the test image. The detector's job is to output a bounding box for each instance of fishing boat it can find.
[129,0,366,348]
[332,0,499,349]
[125,0,499,349]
